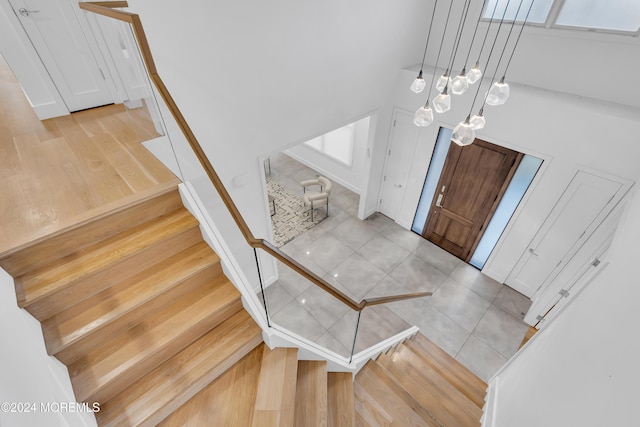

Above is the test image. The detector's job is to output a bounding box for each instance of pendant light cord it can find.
[469,0,514,114]
[488,0,527,86]
[501,0,536,79]
[462,0,489,68]
[474,0,501,66]
[419,0,440,74]
[425,0,455,100]
[445,0,472,73]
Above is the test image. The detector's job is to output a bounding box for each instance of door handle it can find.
[435,193,443,207]
[394,184,402,188]
[19,8,40,17]
[529,248,539,256]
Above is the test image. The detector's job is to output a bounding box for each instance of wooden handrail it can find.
[79,2,432,312]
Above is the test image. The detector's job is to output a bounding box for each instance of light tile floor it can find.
[263,152,531,382]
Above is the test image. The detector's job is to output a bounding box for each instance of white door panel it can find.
[507,170,627,298]
[378,109,417,219]
[524,198,625,325]
[9,0,113,111]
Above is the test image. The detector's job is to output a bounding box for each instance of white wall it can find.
[487,188,640,426]
[284,116,371,194]
[0,269,97,427]
[423,0,640,109]
[124,0,430,241]
[366,65,640,292]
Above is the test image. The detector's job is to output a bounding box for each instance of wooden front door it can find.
[422,138,522,261]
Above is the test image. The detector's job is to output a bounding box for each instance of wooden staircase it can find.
[0,185,264,426]
[0,182,487,426]
[355,333,487,426]
[160,344,356,427]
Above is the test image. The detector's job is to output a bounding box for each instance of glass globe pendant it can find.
[467,61,482,84]
[432,86,451,113]
[451,116,476,146]
[410,70,426,93]
[435,71,450,93]
[470,108,486,129]
[413,101,434,126]
[486,77,510,106]
[451,68,469,95]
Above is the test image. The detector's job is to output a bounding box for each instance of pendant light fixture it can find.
[433,85,452,113]
[470,107,486,129]
[451,115,476,146]
[414,100,435,126]
[442,0,472,96]
[467,0,501,85]
[413,0,455,126]
[455,0,490,88]
[448,0,473,95]
[487,0,536,106]
[463,0,515,132]
[411,0,439,94]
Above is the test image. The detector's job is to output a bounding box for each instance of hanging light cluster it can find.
[411,0,536,147]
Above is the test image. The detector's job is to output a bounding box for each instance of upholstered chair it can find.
[300,176,332,221]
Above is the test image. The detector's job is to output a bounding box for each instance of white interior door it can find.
[378,109,418,219]
[524,196,626,325]
[506,170,629,298]
[8,0,113,112]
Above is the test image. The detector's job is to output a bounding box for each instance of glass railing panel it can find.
[79,3,431,364]
[81,8,270,325]
[350,280,425,355]
[258,248,358,359]
[84,11,165,145]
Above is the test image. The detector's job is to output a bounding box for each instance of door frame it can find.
[524,193,629,326]
[505,166,633,298]
[0,0,117,117]
[421,137,523,262]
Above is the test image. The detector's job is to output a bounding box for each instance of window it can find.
[483,0,640,35]
[483,0,553,25]
[304,123,354,166]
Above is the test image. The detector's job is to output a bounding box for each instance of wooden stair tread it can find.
[69,276,242,403]
[377,344,482,427]
[0,182,182,276]
[328,372,355,427]
[295,360,328,427]
[355,360,441,427]
[252,347,298,427]
[158,342,264,427]
[98,309,263,427]
[405,333,487,408]
[16,208,199,308]
[43,242,220,361]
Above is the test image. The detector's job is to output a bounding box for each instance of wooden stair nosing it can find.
[252,347,298,427]
[16,207,199,308]
[96,310,263,427]
[69,279,242,403]
[405,334,487,408]
[42,241,219,357]
[22,225,205,321]
[0,180,181,273]
[327,372,355,427]
[295,361,328,427]
[355,360,443,427]
[376,345,482,427]
[21,222,204,321]
[50,261,224,365]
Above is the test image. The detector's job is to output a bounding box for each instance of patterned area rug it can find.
[267,179,325,247]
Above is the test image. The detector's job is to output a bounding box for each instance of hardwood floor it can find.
[0,54,177,255]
